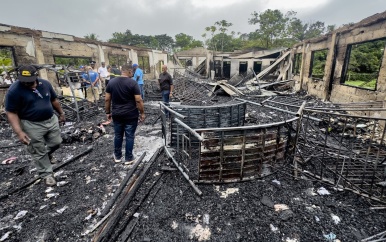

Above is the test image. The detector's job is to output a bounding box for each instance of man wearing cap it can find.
[89,61,97,72]
[5,65,65,186]
[132,64,144,100]
[82,66,100,103]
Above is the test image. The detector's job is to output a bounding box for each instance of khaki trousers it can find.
[21,115,62,178]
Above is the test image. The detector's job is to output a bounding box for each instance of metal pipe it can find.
[174,118,204,141]
[164,146,202,196]
[267,96,386,113]
[296,101,306,117]
[250,68,261,94]
[159,102,186,119]
[65,74,80,122]
[236,98,321,122]
[304,108,386,121]
[194,117,299,132]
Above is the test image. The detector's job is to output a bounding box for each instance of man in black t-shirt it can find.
[105,64,145,164]
[158,65,174,117]
[5,65,66,186]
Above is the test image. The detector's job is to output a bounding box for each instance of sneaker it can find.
[48,154,57,164]
[124,159,136,165]
[45,175,57,186]
[113,154,121,163]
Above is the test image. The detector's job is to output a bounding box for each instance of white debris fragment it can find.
[215,187,239,198]
[315,216,320,222]
[133,213,140,218]
[56,181,69,187]
[154,172,160,176]
[45,187,54,193]
[1,157,17,165]
[323,232,336,240]
[14,210,28,220]
[356,124,367,128]
[270,224,279,233]
[189,224,211,241]
[12,223,22,231]
[54,170,64,177]
[39,205,47,210]
[0,231,11,241]
[305,188,317,196]
[331,214,341,224]
[272,179,281,185]
[285,238,299,242]
[56,206,68,214]
[317,187,330,195]
[203,214,210,225]
[274,204,289,212]
[377,181,386,187]
[84,214,93,221]
[171,221,178,229]
[46,193,60,199]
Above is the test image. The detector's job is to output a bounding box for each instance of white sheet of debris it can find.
[0,231,11,241]
[189,224,211,241]
[317,187,330,195]
[215,186,239,198]
[14,210,28,220]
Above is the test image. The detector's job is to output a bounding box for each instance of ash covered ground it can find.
[0,92,385,242]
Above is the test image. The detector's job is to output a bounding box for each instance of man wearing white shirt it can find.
[98,62,109,95]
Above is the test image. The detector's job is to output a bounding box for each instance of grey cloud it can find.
[0,0,384,43]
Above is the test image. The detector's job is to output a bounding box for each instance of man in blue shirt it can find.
[132,63,144,100]
[82,66,100,102]
[5,65,66,186]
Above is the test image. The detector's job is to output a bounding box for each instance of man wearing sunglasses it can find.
[5,65,65,186]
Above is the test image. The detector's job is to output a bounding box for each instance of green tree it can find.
[215,20,233,52]
[327,25,336,33]
[288,19,326,42]
[155,34,174,52]
[204,26,217,51]
[175,33,203,50]
[305,21,325,39]
[248,9,295,48]
[109,30,174,52]
[84,33,99,41]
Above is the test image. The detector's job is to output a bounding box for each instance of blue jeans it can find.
[162,90,170,117]
[113,119,138,161]
[139,84,144,100]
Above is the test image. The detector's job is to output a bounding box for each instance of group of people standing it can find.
[4,62,174,187]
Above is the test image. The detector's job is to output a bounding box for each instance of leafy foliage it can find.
[84,33,99,41]
[311,49,328,79]
[54,57,90,67]
[343,39,386,90]
[175,33,203,51]
[108,30,174,52]
[248,9,295,48]
[0,48,15,74]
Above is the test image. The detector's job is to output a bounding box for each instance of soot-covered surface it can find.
[0,94,385,242]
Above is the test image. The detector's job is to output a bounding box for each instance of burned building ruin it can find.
[1,10,386,242]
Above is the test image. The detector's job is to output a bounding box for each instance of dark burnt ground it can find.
[128,155,386,242]
[0,93,385,242]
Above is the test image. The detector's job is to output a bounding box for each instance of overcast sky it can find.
[0,0,385,42]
